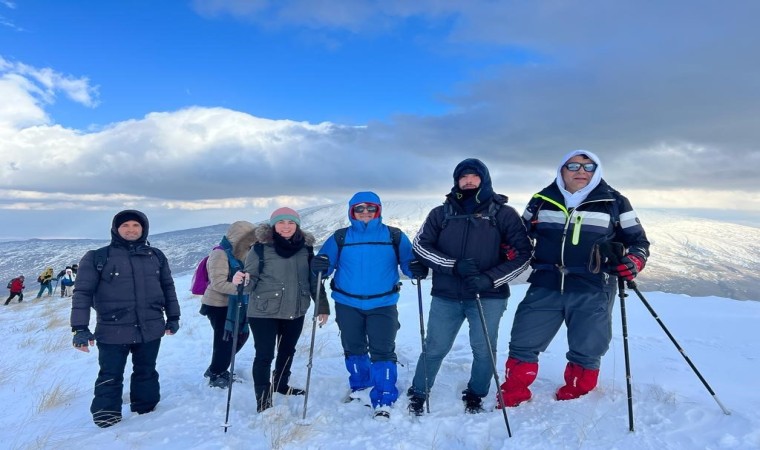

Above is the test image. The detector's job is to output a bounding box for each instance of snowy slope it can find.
[0,274,758,449]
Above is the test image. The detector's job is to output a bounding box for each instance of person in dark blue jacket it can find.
[70,210,181,428]
[498,150,650,407]
[311,191,415,420]
[407,158,532,415]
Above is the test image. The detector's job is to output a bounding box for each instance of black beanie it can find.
[114,211,144,228]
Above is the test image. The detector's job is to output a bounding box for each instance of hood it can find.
[110,209,149,245]
[449,158,494,203]
[555,149,604,208]
[347,191,383,223]
[225,221,256,261]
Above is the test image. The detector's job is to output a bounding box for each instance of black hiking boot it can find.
[462,389,485,414]
[407,387,425,416]
[209,371,231,389]
[276,385,305,396]
[255,384,273,413]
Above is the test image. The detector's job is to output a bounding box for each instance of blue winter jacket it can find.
[317,191,414,310]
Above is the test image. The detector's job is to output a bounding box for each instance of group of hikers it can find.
[4,265,78,305]
[67,151,650,429]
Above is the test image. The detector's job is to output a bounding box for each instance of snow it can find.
[2,275,758,450]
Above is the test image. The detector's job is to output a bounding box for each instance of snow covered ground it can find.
[1,274,758,450]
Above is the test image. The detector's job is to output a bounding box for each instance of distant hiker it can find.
[36,267,55,298]
[406,158,532,415]
[60,268,76,297]
[498,150,650,407]
[200,221,257,389]
[243,207,329,413]
[56,266,72,297]
[4,275,25,305]
[310,191,416,420]
[70,209,181,428]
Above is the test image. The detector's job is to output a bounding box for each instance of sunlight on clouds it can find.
[159,195,324,211]
[626,188,760,211]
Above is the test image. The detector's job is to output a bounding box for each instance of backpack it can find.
[190,246,223,295]
[333,226,402,264]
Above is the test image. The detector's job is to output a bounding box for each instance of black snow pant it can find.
[203,304,249,375]
[91,338,161,427]
[249,316,305,392]
[4,292,23,305]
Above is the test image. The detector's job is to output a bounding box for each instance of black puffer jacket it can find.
[70,210,180,344]
[412,159,532,300]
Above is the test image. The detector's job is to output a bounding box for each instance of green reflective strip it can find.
[572,215,582,245]
[533,194,569,217]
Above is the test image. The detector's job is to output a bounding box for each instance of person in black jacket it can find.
[406,158,532,415]
[70,210,181,428]
[498,150,650,407]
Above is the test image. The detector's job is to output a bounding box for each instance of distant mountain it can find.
[1,200,758,300]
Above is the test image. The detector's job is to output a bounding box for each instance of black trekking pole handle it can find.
[222,283,245,432]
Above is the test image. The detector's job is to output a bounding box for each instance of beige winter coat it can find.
[200,221,257,307]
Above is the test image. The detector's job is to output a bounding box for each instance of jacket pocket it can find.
[97,307,132,323]
[251,284,284,315]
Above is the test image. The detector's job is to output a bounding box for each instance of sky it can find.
[1,275,758,449]
[1,0,759,239]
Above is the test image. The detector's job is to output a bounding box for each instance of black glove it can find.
[409,260,429,279]
[454,258,479,277]
[72,327,95,347]
[165,317,180,334]
[464,274,493,293]
[500,243,518,261]
[310,254,330,275]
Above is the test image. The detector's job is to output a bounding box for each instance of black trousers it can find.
[204,304,249,375]
[4,292,23,304]
[91,338,162,421]
[249,316,305,389]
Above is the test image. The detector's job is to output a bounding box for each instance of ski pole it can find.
[474,292,512,437]
[222,283,245,432]
[415,276,431,413]
[302,271,322,421]
[617,276,635,432]
[627,280,731,415]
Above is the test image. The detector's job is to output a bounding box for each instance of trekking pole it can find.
[617,276,635,432]
[302,271,322,421]
[415,277,431,413]
[627,280,731,416]
[222,283,245,432]
[474,292,512,437]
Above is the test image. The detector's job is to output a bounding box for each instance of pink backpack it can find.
[190,246,222,295]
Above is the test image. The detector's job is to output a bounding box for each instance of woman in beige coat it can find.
[200,221,257,389]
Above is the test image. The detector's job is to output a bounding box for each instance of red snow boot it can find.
[555,362,599,401]
[496,357,538,408]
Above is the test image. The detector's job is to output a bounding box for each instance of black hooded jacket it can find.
[412,159,532,300]
[70,210,181,344]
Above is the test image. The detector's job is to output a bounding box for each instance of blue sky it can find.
[1,1,759,239]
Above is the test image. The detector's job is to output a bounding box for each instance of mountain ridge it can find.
[2,201,758,301]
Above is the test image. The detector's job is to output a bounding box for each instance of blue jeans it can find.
[411,296,507,398]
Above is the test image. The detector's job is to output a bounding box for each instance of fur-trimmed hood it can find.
[225,221,257,261]
[253,223,317,246]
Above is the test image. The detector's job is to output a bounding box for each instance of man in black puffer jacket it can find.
[407,158,532,415]
[70,209,181,428]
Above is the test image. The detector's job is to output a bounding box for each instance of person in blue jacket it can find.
[310,191,420,420]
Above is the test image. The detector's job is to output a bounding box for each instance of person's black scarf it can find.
[272,228,305,258]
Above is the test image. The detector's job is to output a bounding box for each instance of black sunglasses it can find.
[564,162,598,172]
[353,204,378,214]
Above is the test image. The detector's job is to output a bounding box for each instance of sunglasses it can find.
[564,162,598,172]
[352,204,379,214]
